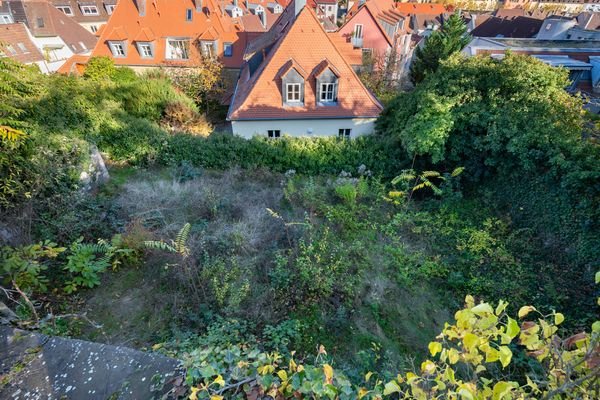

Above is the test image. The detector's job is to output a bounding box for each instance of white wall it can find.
[231,118,377,139]
[31,36,74,72]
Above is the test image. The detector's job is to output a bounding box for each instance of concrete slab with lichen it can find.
[0,326,182,399]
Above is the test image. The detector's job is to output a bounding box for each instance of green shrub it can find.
[83,56,117,81]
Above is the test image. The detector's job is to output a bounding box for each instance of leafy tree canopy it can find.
[409,13,470,85]
[379,53,590,178]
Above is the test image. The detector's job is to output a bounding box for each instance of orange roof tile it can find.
[106,26,128,41]
[134,27,156,42]
[228,5,382,120]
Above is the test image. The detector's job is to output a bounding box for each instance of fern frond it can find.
[451,167,465,177]
[391,173,416,185]
[175,223,191,253]
[144,240,177,253]
[421,171,441,178]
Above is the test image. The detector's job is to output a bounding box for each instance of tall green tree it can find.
[409,13,470,85]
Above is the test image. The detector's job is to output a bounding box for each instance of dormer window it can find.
[286,83,301,103]
[105,4,117,15]
[56,6,73,16]
[136,42,154,58]
[0,14,13,24]
[320,82,337,102]
[281,67,305,106]
[315,66,339,105]
[108,41,126,57]
[80,5,99,15]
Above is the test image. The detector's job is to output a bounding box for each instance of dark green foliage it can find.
[157,134,408,178]
[379,52,600,328]
[409,13,470,84]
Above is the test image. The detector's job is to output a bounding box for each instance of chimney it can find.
[234,0,238,7]
[137,0,146,16]
[295,0,305,17]
[196,0,202,12]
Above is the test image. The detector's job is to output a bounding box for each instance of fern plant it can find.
[144,223,191,258]
[388,167,464,206]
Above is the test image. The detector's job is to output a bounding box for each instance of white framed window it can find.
[320,82,337,102]
[268,130,281,139]
[105,4,117,15]
[0,14,13,24]
[224,42,233,57]
[286,83,301,103]
[17,42,28,53]
[338,129,351,139]
[354,24,363,39]
[137,42,153,58]
[56,6,73,16]
[90,25,98,33]
[166,38,189,60]
[108,41,126,57]
[79,41,87,51]
[6,45,17,55]
[80,5,99,15]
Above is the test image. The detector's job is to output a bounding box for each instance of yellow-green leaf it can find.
[365,371,373,382]
[421,360,436,375]
[554,312,565,325]
[463,333,480,351]
[277,370,287,382]
[189,387,200,400]
[428,341,443,357]
[506,317,520,339]
[323,364,334,382]
[358,387,369,399]
[448,348,460,364]
[518,306,536,319]
[471,303,494,316]
[498,346,512,368]
[492,381,516,400]
[213,375,225,387]
[383,380,401,396]
[210,396,223,400]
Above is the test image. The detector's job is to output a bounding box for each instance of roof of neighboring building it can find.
[89,0,289,68]
[1,0,97,53]
[471,15,544,38]
[228,4,382,121]
[49,0,111,24]
[395,3,446,16]
[339,0,402,46]
[56,53,89,74]
[468,36,600,51]
[0,22,45,63]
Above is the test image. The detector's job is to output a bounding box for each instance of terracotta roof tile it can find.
[228,5,382,120]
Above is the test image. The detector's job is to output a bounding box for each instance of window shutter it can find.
[334,81,338,102]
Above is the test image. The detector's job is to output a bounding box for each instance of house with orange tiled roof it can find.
[227,0,383,138]
[89,0,289,74]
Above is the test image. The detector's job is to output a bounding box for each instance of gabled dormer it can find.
[313,60,340,105]
[279,59,308,106]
